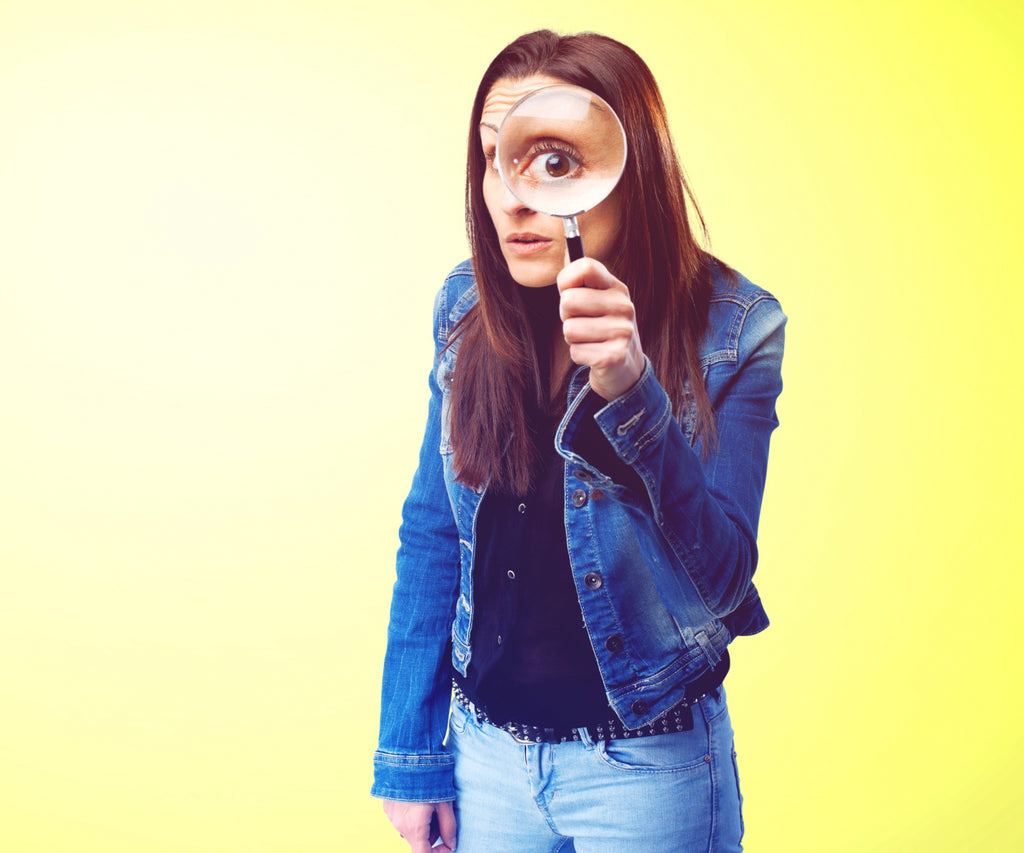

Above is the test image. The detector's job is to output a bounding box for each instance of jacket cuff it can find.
[370,750,456,803]
[590,358,673,466]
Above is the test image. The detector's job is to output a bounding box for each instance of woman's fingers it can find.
[562,314,635,347]
[435,801,458,851]
[556,258,645,400]
[556,256,621,293]
[557,258,628,320]
[382,800,457,853]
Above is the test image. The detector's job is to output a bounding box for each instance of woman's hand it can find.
[557,258,645,401]
[382,800,457,853]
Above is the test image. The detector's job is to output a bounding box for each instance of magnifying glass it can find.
[496,84,627,263]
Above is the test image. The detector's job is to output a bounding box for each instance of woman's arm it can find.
[372,286,462,804]
[557,258,785,625]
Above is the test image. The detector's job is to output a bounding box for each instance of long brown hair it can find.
[451,30,722,493]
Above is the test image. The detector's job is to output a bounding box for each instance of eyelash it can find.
[524,138,582,165]
[482,139,581,173]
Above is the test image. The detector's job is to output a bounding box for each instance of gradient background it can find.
[1,1,1021,850]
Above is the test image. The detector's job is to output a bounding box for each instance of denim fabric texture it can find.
[448,689,743,852]
[372,260,785,802]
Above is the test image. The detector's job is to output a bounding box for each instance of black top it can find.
[456,407,613,727]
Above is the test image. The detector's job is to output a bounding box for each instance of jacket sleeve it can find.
[557,291,786,628]
[371,287,460,803]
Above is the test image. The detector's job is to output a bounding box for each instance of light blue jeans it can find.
[447,689,744,852]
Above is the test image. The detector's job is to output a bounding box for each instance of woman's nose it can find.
[499,184,534,216]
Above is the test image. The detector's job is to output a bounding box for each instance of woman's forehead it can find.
[480,74,566,130]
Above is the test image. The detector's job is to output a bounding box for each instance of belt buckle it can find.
[505,723,538,745]
[506,723,561,745]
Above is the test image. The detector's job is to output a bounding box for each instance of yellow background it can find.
[1,1,1020,850]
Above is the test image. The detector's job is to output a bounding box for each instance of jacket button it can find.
[506,569,516,580]
[517,503,527,514]
[443,370,454,389]
[584,572,603,590]
[631,699,649,715]
[571,489,588,508]
[605,634,623,653]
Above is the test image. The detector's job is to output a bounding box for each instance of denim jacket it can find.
[372,259,786,803]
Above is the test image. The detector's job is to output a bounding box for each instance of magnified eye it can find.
[542,152,573,177]
[519,141,583,183]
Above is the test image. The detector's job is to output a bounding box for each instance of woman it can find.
[372,29,785,853]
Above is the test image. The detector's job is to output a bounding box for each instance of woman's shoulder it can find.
[708,262,781,312]
[702,262,786,363]
[433,259,479,342]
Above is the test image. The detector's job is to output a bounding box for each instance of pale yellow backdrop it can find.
[1,1,1020,850]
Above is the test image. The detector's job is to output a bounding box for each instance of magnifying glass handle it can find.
[563,216,584,262]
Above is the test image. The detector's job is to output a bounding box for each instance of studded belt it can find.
[452,659,727,746]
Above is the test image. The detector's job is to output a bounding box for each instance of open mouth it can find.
[506,233,553,254]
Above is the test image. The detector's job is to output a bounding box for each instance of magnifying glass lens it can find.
[496,85,627,219]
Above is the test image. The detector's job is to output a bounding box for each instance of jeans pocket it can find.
[597,731,711,774]
[702,687,729,723]
[448,700,470,736]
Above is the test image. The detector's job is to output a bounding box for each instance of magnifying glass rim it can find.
[495,83,628,219]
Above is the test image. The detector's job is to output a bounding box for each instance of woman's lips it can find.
[505,232,555,256]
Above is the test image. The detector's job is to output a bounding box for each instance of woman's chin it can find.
[505,258,561,289]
